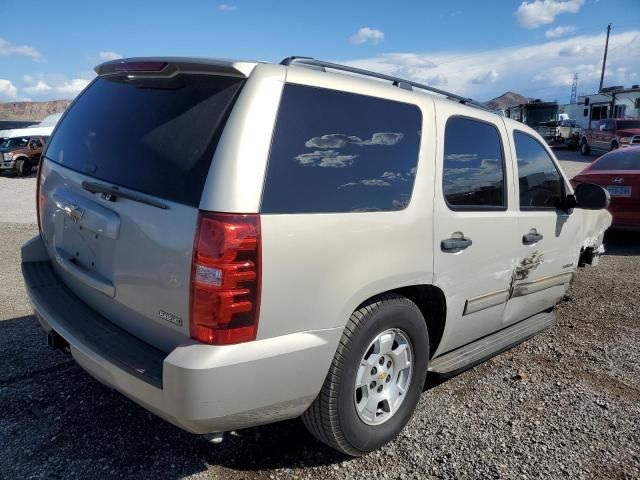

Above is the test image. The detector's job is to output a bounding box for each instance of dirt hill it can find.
[484,91,531,111]
[0,100,71,122]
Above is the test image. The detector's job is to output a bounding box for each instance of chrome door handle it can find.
[523,231,543,245]
[441,236,472,253]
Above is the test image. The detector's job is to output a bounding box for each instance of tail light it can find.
[190,212,261,345]
[36,159,45,233]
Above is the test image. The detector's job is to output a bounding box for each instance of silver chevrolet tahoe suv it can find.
[21,56,611,456]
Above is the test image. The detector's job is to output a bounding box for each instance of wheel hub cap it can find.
[354,328,413,425]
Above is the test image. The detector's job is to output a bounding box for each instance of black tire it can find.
[15,159,30,177]
[580,139,591,156]
[302,293,429,456]
[610,141,619,151]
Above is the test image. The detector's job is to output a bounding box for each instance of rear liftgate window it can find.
[261,84,422,213]
[45,74,245,206]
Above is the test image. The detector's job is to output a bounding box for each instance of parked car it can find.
[21,56,612,456]
[580,118,640,155]
[0,135,48,176]
[572,147,640,230]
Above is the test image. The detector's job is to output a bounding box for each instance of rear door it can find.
[39,63,246,352]
[503,128,580,324]
[433,108,520,352]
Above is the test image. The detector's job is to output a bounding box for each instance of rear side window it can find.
[261,85,422,214]
[442,117,506,209]
[591,149,640,170]
[45,74,245,206]
[514,131,563,209]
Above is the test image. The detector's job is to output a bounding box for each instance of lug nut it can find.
[386,375,391,383]
[371,367,377,375]
[379,357,385,366]
[370,381,376,389]
[387,361,392,368]
[377,385,383,393]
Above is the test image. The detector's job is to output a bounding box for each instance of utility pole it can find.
[599,23,612,92]
[570,73,578,104]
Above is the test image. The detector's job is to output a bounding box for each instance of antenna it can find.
[570,73,578,104]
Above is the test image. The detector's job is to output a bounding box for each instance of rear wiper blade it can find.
[81,181,169,210]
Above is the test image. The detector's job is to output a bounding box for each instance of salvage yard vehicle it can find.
[21,56,612,456]
[572,147,640,230]
[580,118,640,155]
[0,135,48,176]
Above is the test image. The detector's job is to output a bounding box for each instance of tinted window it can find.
[261,85,422,213]
[591,149,640,171]
[617,120,640,129]
[45,75,244,206]
[514,131,563,209]
[442,117,505,209]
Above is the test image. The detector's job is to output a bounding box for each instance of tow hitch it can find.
[47,330,70,352]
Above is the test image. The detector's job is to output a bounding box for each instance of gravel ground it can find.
[2,147,638,479]
[0,170,37,224]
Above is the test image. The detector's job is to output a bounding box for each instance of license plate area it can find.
[606,185,632,197]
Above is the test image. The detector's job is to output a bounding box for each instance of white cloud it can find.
[305,134,363,149]
[350,27,385,45]
[22,74,93,99]
[0,79,18,98]
[381,171,405,181]
[339,178,391,188]
[23,80,52,94]
[218,4,237,11]
[98,51,122,61]
[545,25,577,38]
[0,38,40,60]
[293,150,359,168]
[56,78,90,95]
[359,132,404,146]
[342,30,640,102]
[471,70,499,84]
[304,132,404,149]
[516,0,584,29]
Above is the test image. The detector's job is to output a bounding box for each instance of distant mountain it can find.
[484,91,531,111]
[0,100,71,122]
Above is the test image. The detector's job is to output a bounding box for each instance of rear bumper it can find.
[21,235,341,434]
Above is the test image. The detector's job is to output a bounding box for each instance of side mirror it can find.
[574,183,610,210]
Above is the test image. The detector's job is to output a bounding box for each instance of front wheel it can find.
[580,139,591,156]
[15,159,30,177]
[610,141,619,151]
[302,293,429,456]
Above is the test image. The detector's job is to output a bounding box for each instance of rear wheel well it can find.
[390,285,446,358]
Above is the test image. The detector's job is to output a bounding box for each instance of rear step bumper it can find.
[21,235,342,434]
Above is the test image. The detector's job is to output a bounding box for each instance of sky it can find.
[0,0,639,104]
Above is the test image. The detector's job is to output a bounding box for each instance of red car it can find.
[572,147,640,230]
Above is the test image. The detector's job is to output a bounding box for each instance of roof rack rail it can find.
[280,56,489,111]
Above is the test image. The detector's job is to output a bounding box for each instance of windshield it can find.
[1,137,29,148]
[591,148,640,171]
[617,120,640,129]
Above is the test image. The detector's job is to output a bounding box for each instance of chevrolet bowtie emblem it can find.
[611,177,624,184]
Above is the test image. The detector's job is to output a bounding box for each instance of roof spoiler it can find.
[95,57,258,78]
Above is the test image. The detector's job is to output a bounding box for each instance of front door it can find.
[433,109,520,354]
[502,128,580,324]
